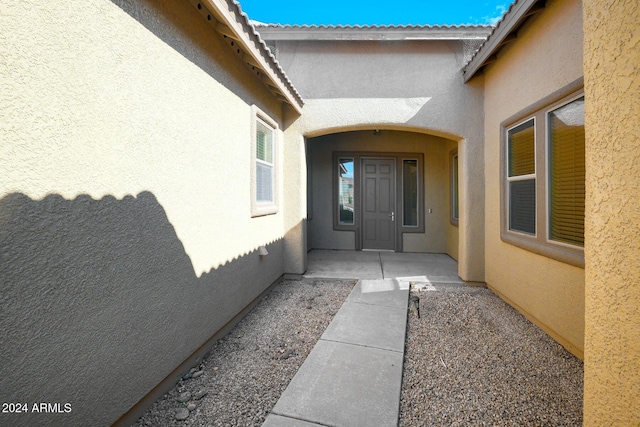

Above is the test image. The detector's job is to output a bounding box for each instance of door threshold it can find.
[361,249,396,252]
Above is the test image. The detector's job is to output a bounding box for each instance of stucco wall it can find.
[307,130,454,254]
[274,38,485,280]
[0,0,288,425]
[583,0,640,423]
[481,0,585,357]
[446,140,460,261]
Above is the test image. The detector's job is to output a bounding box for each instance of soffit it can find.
[187,0,304,113]
[254,24,493,41]
[462,0,547,82]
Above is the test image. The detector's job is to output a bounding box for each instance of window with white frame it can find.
[251,106,278,217]
[501,82,585,267]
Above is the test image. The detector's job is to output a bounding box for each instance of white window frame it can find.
[250,105,279,217]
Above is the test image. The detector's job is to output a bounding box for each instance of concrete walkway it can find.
[263,250,463,427]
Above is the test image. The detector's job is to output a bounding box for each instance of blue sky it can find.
[238,0,512,26]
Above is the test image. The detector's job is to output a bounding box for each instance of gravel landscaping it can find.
[133,278,356,427]
[401,284,584,426]
[133,278,583,426]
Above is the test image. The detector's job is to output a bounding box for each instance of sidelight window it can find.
[338,158,355,225]
[403,159,418,227]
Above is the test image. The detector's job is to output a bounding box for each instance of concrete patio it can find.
[263,250,464,427]
[300,250,464,284]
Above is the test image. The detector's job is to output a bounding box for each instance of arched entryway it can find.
[305,129,459,260]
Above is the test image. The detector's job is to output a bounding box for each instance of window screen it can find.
[509,180,536,234]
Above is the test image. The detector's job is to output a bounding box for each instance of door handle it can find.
[389,212,395,222]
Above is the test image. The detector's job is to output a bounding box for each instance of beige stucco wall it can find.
[307,130,455,254]
[0,0,290,425]
[482,0,585,357]
[583,0,640,423]
[275,38,485,280]
[446,140,460,261]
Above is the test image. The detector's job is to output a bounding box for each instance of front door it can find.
[362,158,396,250]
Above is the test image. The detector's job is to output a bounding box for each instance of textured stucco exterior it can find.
[481,0,585,357]
[0,0,294,425]
[583,0,640,423]
[446,140,460,261]
[6,0,638,424]
[270,37,486,280]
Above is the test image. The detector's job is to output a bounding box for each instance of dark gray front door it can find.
[362,158,396,250]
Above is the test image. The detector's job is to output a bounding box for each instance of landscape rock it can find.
[132,279,354,427]
[194,390,208,400]
[177,392,191,403]
[132,279,583,426]
[175,408,189,421]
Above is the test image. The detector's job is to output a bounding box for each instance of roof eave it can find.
[255,25,493,41]
[462,0,546,82]
[189,0,304,114]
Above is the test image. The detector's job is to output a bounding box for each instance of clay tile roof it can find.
[463,0,546,81]
[195,0,304,112]
[253,23,493,41]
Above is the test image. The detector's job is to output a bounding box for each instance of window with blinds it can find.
[507,119,536,235]
[251,105,278,217]
[548,97,585,246]
[256,119,274,203]
[500,84,584,267]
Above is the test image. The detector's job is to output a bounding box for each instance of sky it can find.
[237,0,513,26]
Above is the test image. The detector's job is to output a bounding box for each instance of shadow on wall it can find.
[110,0,271,110]
[0,191,283,427]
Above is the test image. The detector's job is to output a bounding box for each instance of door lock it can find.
[389,212,395,222]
